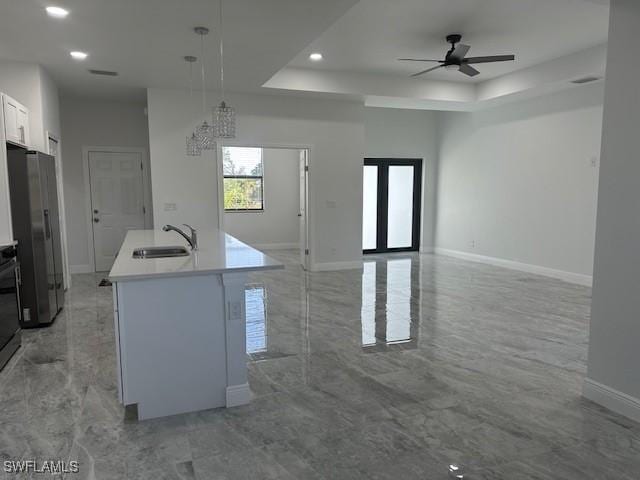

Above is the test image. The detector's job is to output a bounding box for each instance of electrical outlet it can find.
[164,203,177,211]
[469,240,476,248]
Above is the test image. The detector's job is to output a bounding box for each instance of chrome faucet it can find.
[162,224,198,251]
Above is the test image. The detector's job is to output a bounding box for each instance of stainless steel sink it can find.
[132,246,190,259]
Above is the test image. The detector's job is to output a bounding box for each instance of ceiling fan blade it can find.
[464,55,515,64]
[449,43,470,61]
[398,58,443,63]
[411,64,444,77]
[459,63,480,77]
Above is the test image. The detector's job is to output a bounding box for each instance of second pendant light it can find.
[194,26,215,150]
[213,0,236,139]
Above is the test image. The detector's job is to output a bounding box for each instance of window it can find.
[223,147,264,211]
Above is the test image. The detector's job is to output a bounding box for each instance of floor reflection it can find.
[245,284,267,354]
[361,256,419,350]
[10,251,625,479]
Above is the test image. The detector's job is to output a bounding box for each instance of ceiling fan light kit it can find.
[400,33,515,78]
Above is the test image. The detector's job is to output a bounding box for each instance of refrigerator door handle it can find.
[44,209,51,239]
[15,267,22,322]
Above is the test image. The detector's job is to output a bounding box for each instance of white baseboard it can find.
[226,383,251,407]
[311,260,364,272]
[70,264,92,274]
[250,242,299,250]
[433,248,592,287]
[583,378,640,423]
[420,246,434,254]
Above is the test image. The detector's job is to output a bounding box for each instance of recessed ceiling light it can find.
[309,53,323,61]
[46,6,69,18]
[70,51,88,60]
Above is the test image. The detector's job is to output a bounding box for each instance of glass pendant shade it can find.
[213,101,236,138]
[186,132,202,156]
[196,120,215,150]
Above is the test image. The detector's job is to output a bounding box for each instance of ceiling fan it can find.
[399,34,515,77]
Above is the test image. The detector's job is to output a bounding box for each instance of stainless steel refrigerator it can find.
[7,145,64,327]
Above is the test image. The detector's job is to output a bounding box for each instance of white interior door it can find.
[299,150,309,270]
[89,151,145,271]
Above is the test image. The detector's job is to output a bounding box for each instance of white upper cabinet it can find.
[2,94,30,147]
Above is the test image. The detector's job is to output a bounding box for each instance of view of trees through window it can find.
[223,147,264,211]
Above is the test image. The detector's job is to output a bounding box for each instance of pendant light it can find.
[213,0,236,138]
[194,27,215,150]
[184,55,202,156]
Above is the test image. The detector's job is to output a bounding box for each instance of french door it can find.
[362,159,422,253]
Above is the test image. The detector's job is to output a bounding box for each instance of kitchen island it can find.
[108,228,283,420]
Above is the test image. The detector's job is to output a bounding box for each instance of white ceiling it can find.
[0,0,610,107]
[0,0,359,100]
[289,0,610,83]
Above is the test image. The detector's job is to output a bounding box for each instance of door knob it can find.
[93,218,100,223]
[93,209,99,214]
[297,213,302,217]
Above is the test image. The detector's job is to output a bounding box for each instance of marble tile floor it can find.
[1,250,639,479]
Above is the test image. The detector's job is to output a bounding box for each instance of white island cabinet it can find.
[108,229,283,420]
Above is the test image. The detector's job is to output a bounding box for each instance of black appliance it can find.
[0,244,21,371]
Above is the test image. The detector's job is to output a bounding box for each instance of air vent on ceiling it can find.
[571,76,601,84]
[88,69,119,77]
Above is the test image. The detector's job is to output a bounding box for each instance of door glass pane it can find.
[362,165,378,250]
[387,166,414,249]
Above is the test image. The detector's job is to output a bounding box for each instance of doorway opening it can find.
[363,158,422,254]
[217,145,310,271]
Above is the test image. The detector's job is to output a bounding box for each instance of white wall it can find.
[364,107,439,250]
[0,60,62,266]
[585,0,640,421]
[435,83,604,281]
[0,60,42,244]
[147,88,365,270]
[38,66,61,142]
[0,59,44,151]
[60,96,150,271]
[0,60,60,152]
[223,148,300,248]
